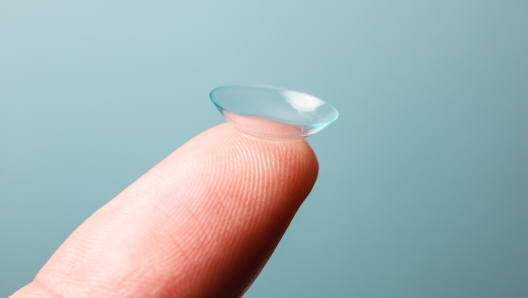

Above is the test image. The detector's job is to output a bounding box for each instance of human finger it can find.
[12,123,318,298]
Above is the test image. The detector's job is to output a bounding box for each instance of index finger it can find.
[12,123,319,298]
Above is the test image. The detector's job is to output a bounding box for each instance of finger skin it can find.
[12,123,319,298]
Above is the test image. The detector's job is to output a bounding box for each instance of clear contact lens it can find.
[209,84,339,140]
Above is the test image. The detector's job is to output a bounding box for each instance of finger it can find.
[12,123,319,298]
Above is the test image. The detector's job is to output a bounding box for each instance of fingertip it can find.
[17,123,320,298]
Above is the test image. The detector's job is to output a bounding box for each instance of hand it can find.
[12,123,318,297]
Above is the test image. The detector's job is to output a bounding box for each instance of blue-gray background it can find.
[1,1,527,297]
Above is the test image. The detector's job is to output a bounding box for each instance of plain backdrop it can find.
[1,1,527,297]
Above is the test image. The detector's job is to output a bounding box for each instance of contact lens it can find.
[209,84,339,140]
